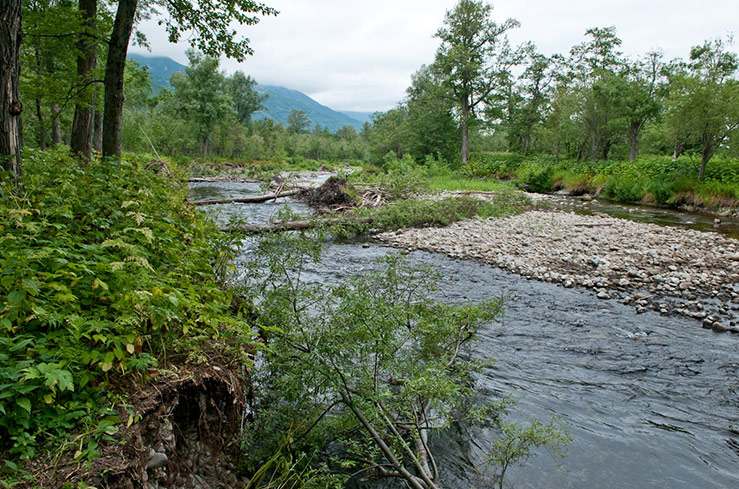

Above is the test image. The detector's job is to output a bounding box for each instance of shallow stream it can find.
[190,182,739,488]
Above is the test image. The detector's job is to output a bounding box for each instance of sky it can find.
[129,0,738,113]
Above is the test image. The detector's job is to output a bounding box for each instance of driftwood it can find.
[189,190,300,206]
[187,177,261,183]
[221,216,375,234]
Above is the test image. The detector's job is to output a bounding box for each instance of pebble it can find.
[376,208,738,325]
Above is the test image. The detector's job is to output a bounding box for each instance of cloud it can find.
[130,0,738,112]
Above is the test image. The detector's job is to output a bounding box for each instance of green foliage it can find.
[243,232,503,488]
[239,231,567,489]
[479,413,571,489]
[0,150,251,465]
[155,0,278,62]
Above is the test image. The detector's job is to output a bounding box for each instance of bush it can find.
[0,150,251,465]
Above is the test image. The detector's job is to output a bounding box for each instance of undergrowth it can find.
[339,190,532,235]
[466,152,739,209]
[0,149,252,481]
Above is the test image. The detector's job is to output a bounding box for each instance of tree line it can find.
[120,51,370,162]
[375,1,739,180]
[0,0,277,189]
[3,0,738,188]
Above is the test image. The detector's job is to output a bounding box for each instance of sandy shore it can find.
[376,210,739,331]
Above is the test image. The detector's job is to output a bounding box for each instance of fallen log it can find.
[188,177,261,183]
[190,189,300,206]
[222,216,375,234]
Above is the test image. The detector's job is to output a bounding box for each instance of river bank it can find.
[376,208,739,330]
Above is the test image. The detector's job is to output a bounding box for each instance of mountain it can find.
[340,111,376,125]
[127,53,186,94]
[126,53,367,132]
[253,85,364,131]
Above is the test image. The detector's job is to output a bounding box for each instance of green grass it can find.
[428,174,513,192]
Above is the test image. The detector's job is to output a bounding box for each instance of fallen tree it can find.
[190,189,299,206]
[221,216,374,234]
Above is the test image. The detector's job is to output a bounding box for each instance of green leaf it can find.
[7,290,26,306]
[17,397,31,413]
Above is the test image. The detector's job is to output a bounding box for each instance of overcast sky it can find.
[130,0,738,112]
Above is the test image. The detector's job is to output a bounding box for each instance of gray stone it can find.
[147,452,168,470]
[712,322,727,333]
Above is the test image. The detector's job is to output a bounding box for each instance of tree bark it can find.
[35,98,46,150]
[699,143,714,181]
[51,102,62,145]
[628,121,640,162]
[70,0,98,161]
[93,96,103,152]
[102,0,138,161]
[460,96,470,164]
[0,0,23,189]
[672,138,684,162]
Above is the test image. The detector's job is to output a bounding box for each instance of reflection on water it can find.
[549,195,739,239]
[192,182,739,489]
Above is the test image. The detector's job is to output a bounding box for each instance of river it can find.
[190,182,739,489]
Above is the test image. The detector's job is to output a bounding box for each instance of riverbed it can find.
[190,182,739,489]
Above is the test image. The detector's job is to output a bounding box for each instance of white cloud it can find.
[129,0,738,112]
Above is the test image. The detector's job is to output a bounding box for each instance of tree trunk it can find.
[51,103,62,144]
[191,189,299,205]
[35,98,46,150]
[93,96,103,152]
[102,0,138,161]
[70,0,98,160]
[628,121,640,162]
[601,137,612,161]
[699,143,714,181]
[0,0,23,189]
[590,131,598,163]
[460,96,470,164]
[672,138,684,162]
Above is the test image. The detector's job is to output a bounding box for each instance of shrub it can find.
[0,150,251,464]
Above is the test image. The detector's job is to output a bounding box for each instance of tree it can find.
[0,0,23,189]
[245,233,503,489]
[169,50,233,157]
[226,70,265,125]
[405,65,458,164]
[433,0,521,163]
[664,37,739,178]
[287,109,310,134]
[102,0,277,160]
[622,51,662,161]
[504,49,552,154]
[69,0,99,160]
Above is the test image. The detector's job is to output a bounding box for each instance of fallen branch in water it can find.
[187,177,261,183]
[189,190,300,206]
[221,216,375,234]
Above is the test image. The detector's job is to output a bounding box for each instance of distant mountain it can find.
[127,53,186,94]
[254,85,364,131]
[340,111,376,125]
[126,53,367,132]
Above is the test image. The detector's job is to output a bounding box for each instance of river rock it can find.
[712,322,727,333]
[375,207,738,327]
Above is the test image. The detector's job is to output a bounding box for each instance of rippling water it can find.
[190,182,739,488]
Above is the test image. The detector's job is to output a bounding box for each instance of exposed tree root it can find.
[22,358,251,489]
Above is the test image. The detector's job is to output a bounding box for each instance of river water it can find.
[190,182,739,489]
